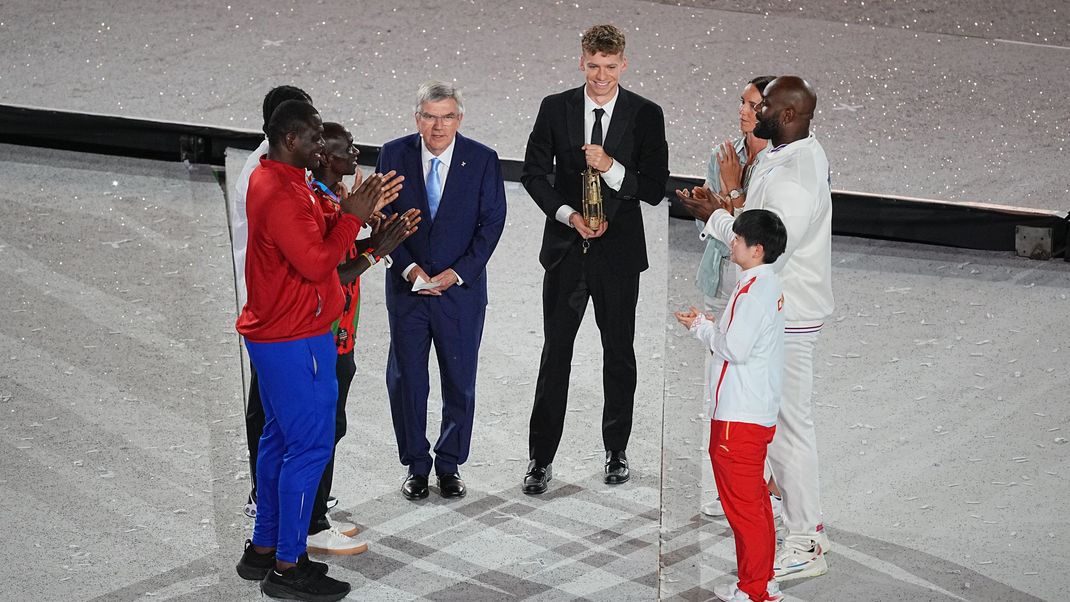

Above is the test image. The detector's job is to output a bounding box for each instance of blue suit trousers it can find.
[386,296,485,477]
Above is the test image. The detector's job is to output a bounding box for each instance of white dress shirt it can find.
[554,87,627,226]
[420,136,455,190]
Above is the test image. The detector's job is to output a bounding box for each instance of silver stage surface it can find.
[1,1,1069,600]
[1,143,1067,600]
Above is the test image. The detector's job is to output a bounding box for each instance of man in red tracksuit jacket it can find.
[232,99,401,602]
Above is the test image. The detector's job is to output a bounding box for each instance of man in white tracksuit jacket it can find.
[686,75,835,582]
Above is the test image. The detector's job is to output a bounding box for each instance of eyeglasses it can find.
[417,112,459,125]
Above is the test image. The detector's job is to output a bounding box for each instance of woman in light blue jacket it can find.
[678,75,775,314]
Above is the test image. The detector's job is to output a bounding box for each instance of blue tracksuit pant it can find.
[246,332,336,563]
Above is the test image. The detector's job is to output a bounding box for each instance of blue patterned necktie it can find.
[427,156,442,219]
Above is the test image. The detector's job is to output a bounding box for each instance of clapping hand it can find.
[368,209,421,257]
[675,186,719,222]
[711,190,735,216]
[716,139,742,194]
[340,170,405,222]
[674,307,700,330]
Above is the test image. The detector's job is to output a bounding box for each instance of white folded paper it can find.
[411,276,438,292]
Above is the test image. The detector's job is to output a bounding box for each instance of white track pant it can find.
[767,330,823,538]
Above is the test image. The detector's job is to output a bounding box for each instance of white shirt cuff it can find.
[450,268,464,286]
[600,159,625,191]
[556,205,578,226]
[402,262,418,280]
[699,209,729,241]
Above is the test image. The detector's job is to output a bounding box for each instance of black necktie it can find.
[591,108,605,146]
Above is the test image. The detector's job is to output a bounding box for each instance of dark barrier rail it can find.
[2,103,1066,255]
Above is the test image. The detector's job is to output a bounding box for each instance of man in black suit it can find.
[521,24,669,494]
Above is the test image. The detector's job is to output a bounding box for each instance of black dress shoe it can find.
[437,473,467,498]
[401,473,429,500]
[604,450,630,484]
[522,460,552,495]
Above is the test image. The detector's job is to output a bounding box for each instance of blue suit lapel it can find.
[404,135,431,217]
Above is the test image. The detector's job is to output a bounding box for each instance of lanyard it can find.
[311,179,341,205]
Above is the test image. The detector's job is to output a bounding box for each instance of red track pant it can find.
[711,420,777,602]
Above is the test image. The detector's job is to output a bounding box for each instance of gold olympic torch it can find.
[581,166,604,230]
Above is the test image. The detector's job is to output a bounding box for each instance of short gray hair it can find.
[414,80,465,115]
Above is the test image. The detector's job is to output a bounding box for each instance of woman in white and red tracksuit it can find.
[682,209,787,602]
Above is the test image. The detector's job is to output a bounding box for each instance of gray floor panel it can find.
[2,144,1067,600]
[1,2,1068,599]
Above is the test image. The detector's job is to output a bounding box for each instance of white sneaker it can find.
[305,527,369,556]
[326,495,338,509]
[777,528,830,552]
[330,520,360,538]
[714,577,782,602]
[774,537,828,581]
[702,494,781,519]
[712,576,739,601]
[814,527,831,554]
[701,497,726,517]
[243,502,256,519]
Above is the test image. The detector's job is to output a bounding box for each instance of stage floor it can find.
[1,143,1067,600]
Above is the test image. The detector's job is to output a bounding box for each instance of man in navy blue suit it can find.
[377,80,507,500]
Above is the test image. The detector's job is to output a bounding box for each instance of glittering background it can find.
[2,3,1069,601]
[0,0,1067,208]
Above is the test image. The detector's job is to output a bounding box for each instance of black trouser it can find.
[245,367,265,504]
[528,246,640,466]
[308,350,355,534]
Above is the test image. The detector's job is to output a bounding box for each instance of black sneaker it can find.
[261,555,350,602]
[236,539,275,581]
[236,540,328,581]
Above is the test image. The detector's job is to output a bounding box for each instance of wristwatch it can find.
[728,188,743,200]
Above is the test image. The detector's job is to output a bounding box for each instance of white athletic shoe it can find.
[330,520,360,538]
[714,577,782,601]
[774,536,828,581]
[777,527,830,553]
[814,527,830,554]
[701,497,726,517]
[702,494,781,519]
[243,502,256,519]
[326,495,338,510]
[305,527,368,556]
